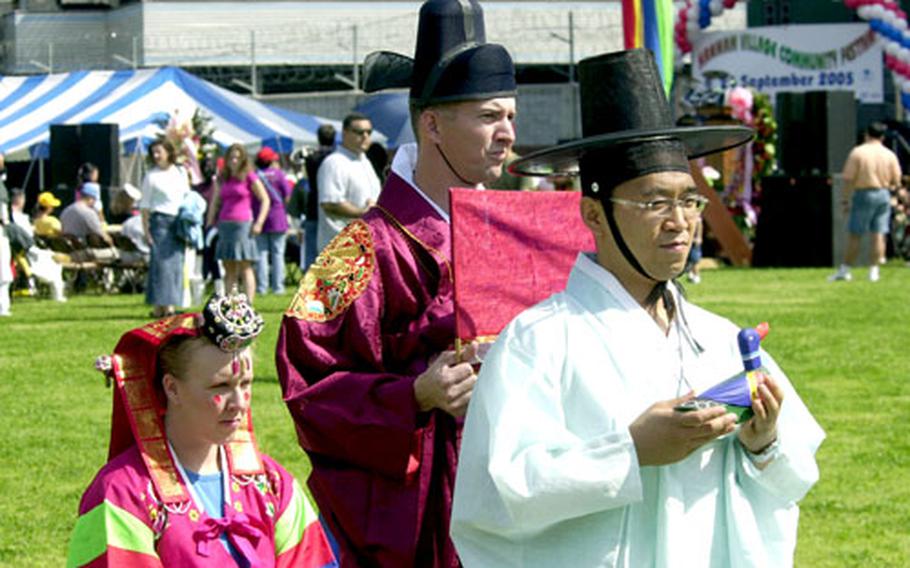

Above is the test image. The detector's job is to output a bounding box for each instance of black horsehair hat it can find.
[362,0,516,106]
[509,49,752,287]
[510,49,753,189]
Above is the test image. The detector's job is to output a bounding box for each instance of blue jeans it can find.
[303,218,318,270]
[255,232,287,294]
[146,213,184,307]
[848,188,891,235]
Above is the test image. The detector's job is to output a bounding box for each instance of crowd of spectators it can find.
[2,115,584,314]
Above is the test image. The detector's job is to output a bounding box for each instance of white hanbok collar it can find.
[571,253,702,351]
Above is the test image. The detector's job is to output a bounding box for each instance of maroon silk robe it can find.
[276,172,461,567]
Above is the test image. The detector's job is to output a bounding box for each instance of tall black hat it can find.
[510,49,752,187]
[510,49,752,292]
[362,0,516,106]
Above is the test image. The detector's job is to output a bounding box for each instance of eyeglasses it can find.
[609,194,709,217]
[348,127,373,136]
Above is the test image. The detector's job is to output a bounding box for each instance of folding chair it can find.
[111,233,148,294]
[85,234,121,293]
[43,234,100,294]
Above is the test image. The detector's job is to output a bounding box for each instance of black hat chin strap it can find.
[436,143,480,187]
[603,199,679,321]
[604,199,657,282]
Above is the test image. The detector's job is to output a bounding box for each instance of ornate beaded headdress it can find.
[202,290,265,353]
[93,290,266,505]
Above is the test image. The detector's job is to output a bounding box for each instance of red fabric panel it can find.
[277,521,339,568]
[450,189,594,340]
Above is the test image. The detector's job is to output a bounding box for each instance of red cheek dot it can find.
[212,395,222,405]
[243,392,250,402]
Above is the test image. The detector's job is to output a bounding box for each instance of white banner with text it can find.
[693,23,883,103]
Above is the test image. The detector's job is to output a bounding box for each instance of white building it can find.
[0,1,745,146]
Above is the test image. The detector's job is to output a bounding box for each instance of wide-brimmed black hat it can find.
[510,49,752,178]
[362,0,516,106]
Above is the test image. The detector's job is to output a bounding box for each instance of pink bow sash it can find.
[194,512,266,567]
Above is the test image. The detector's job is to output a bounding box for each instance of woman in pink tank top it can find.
[206,144,270,301]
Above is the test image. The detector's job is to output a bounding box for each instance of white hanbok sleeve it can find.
[733,351,825,505]
[454,324,643,538]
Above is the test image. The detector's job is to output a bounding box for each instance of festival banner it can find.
[692,23,883,103]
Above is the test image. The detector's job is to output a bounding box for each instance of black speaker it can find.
[776,91,856,177]
[752,175,833,267]
[50,123,120,209]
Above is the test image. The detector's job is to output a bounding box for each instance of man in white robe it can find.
[451,49,824,568]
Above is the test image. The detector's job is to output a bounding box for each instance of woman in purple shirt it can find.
[253,147,294,295]
[206,144,270,302]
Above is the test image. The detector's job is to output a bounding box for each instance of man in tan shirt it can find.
[830,122,902,282]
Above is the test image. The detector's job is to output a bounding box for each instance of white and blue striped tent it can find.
[0,66,343,161]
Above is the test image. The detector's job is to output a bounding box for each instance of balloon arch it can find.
[675,0,910,110]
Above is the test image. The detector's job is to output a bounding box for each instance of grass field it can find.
[1,264,909,566]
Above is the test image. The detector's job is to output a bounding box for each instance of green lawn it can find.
[1,264,908,565]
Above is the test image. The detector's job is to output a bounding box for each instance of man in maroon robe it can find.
[275,1,517,566]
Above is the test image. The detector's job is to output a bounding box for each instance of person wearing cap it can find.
[276,1,516,565]
[315,112,381,251]
[60,181,114,248]
[253,146,294,295]
[451,49,824,567]
[75,162,107,222]
[34,191,63,238]
[7,188,68,302]
[67,292,338,567]
[107,182,142,224]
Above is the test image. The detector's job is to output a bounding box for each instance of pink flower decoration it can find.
[726,87,754,124]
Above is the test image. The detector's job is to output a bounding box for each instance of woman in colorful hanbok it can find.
[67,291,337,568]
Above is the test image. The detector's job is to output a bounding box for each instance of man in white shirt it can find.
[451,49,824,568]
[316,112,381,250]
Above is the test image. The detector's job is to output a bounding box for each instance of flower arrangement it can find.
[154,108,219,185]
[749,92,777,180]
[682,81,778,244]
